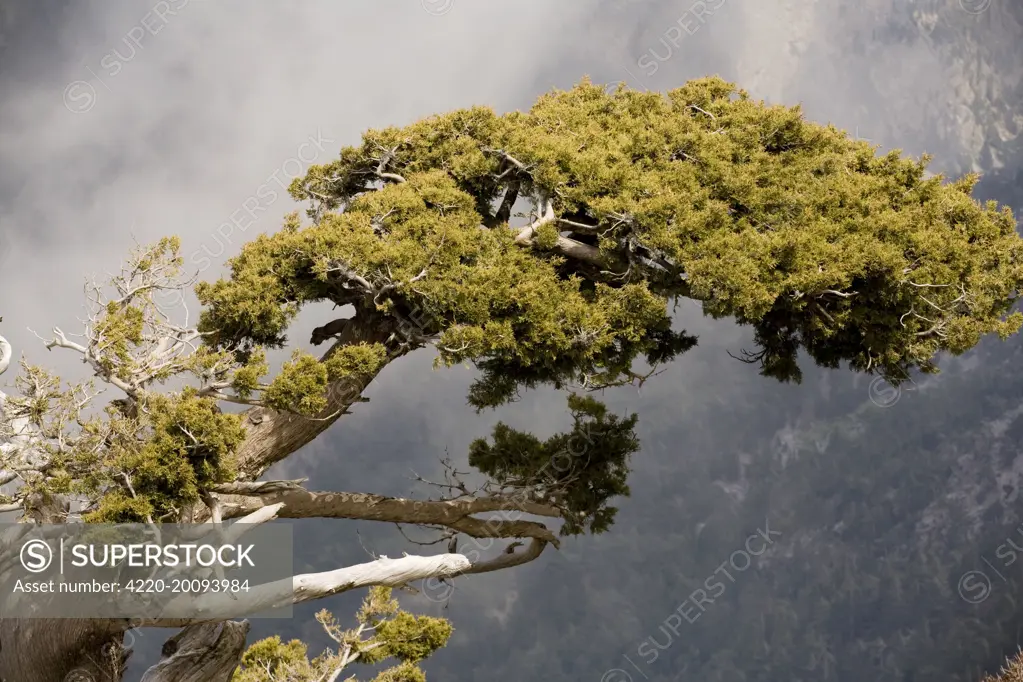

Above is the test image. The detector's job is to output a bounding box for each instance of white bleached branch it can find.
[147,553,471,626]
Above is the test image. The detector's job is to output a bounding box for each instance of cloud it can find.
[2,1,1018,678]
[0,0,591,382]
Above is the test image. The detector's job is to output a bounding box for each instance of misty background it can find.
[0,1,1021,680]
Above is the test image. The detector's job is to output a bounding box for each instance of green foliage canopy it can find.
[15,76,1023,533]
[197,76,1022,405]
[232,587,451,682]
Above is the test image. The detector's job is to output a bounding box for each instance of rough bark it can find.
[210,485,561,545]
[460,537,549,575]
[233,312,399,480]
[0,300,546,682]
[0,618,129,682]
[0,493,129,682]
[138,622,249,682]
[0,550,472,681]
[0,307,399,682]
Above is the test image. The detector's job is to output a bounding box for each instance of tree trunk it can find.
[0,315,411,681]
[138,623,250,682]
[234,312,400,480]
[0,618,128,682]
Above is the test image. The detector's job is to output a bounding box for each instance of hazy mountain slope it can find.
[417,3,1023,679]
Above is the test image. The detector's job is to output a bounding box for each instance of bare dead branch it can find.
[144,553,471,626]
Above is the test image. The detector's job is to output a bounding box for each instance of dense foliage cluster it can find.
[5,75,1022,680]
[469,393,638,535]
[233,587,452,682]
[0,357,247,522]
[198,77,1021,403]
[423,325,1023,682]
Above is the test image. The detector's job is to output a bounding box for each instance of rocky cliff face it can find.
[905,0,1022,176]
[494,6,1023,680]
[734,5,1023,677]
[731,0,1022,180]
[582,0,1021,181]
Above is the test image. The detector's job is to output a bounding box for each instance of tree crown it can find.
[197,76,1021,402]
